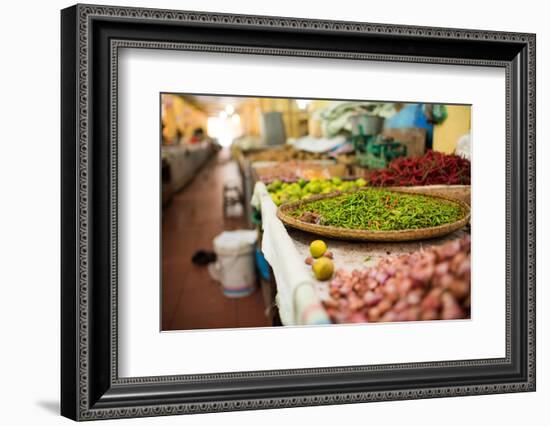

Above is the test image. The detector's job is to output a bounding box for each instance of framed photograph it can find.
[61,3,536,421]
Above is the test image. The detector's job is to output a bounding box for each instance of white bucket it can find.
[208,230,258,298]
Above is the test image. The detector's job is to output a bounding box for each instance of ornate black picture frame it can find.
[61,3,536,421]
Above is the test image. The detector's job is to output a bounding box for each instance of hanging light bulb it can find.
[225,104,235,116]
[296,99,311,110]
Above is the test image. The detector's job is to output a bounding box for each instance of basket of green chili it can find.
[276,188,470,242]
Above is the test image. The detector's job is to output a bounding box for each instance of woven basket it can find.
[385,184,471,206]
[276,189,471,242]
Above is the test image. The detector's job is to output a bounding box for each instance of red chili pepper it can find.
[364,151,471,187]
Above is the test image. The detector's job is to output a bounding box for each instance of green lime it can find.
[312,257,334,281]
[310,240,327,258]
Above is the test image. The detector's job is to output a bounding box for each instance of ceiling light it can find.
[296,99,311,110]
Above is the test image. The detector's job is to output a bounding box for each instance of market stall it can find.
[252,178,470,326]
[245,102,472,326]
[162,142,214,193]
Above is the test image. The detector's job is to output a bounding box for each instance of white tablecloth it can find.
[251,182,331,326]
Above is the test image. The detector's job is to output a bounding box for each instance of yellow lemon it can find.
[312,257,334,281]
[309,240,327,258]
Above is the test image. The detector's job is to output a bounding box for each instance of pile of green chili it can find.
[290,189,464,231]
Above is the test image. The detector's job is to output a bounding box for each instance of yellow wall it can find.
[433,105,471,154]
[161,94,208,145]
[235,97,311,139]
[257,98,308,139]
[238,98,262,137]
[308,100,331,137]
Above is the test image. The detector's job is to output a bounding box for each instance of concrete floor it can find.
[161,149,269,331]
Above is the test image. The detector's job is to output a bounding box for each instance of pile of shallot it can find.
[323,236,471,323]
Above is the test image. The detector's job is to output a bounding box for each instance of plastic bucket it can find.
[208,230,258,298]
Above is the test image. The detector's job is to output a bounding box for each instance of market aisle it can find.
[162,148,269,331]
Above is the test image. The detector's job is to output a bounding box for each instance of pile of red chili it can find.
[365,150,471,187]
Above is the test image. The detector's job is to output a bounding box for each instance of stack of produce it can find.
[255,160,347,183]
[322,236,471,323]
[267,177,367,206]
[363,150,471,187]
[244,145,329,163]
[289,189,465,231]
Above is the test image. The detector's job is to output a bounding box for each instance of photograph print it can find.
[161,94,472,331]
